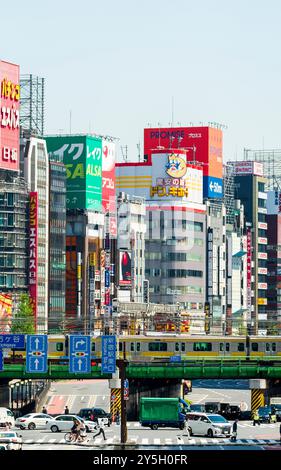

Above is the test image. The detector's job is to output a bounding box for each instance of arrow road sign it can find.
[69,335,91,374]
[26,335,48,373]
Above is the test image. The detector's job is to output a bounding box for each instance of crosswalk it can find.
[22,436,281,446]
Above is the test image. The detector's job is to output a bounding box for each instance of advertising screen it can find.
[46,135,102,211]
[119,250,132,286]
[144,126,223,178]
[0,61,20,171]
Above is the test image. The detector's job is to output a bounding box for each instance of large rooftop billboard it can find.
[0,60,20,172]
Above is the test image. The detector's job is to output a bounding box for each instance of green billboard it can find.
[46,135,102,211]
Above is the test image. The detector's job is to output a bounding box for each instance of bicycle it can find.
[64,432,88,444]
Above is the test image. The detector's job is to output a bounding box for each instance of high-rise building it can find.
[117,192,146,303]
[231,161,268,335]
[48,159,66,332]
[21,136,49,332]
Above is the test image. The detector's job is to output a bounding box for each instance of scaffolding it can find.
[20,75,45,136]
[224,163,236,225]
[244,148,281,191]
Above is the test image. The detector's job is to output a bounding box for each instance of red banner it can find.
[29,192,38,324]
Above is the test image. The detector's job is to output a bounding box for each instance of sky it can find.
[2,0,281,162]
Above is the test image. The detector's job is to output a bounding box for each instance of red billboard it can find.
[102,141,116,214]
[144,126,222,178]
[0,61,20,171]
[29,192,38,323]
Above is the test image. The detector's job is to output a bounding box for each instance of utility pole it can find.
[119,341,128,444]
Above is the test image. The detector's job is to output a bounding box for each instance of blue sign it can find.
[105,270,110,288]
[203,176,223,199]
[101,335,116,374]
[170,356,181,362]
[69,335,91,374]
[0,350,3,371]
[0,334,25,349]
[26,335,48,373]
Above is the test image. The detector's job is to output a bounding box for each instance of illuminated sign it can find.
[29,192,38,321]
[0,61,20,171]
[150,186,189,198]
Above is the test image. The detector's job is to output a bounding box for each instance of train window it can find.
[193,342,212,352]
[130,343,135,352]
[91,343,96,352]
[220,343,224,351]
[175,343,180,352]
[136,343,140,352]
[266,343,270,352]
[252,343,259,352]
[181,343,185,352]
[272,343,276,352]
[119,342,123,352]
[238,343,245,352]
[225,343,230,352]
[56,343,63,351]
[149,342,168,352]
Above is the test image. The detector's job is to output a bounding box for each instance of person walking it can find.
[64,406,69,415]
[183,417,191,439]
[42,406,48,414]
[231,419,238,442]
[116,410,120,425]
[253,410,260,426]
[92,420,107,441]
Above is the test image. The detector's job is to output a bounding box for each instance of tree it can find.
[11,293,35,334]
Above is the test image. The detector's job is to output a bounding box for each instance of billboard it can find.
[119,250,132,286]
[0,61,20,171]
[102,141,116,214]
[0,293,12,332]
[46,135,102,211]
[144,126,223,178]
[246,228,252,314]
[203,176,223,198]
[29,192,38,320]
[267,190,281,214]
[230,161,264,176]
[150,151,203,204]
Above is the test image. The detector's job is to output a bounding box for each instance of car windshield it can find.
[272,405,281,410]
[190,405,203,411]
[259,407,270,415]
[208,415,228,423]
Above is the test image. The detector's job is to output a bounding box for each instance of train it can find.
[7,334,281,362]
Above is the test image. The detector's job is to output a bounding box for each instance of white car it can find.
[46,415,96,433]
[0,408,15,427]
[15,413,53,430]
[185,412,232,438]
[0,431,22,450]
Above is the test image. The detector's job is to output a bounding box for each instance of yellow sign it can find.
[258,298,267,305]
[165,154,187,178]
[150,186,189,198]
[89,252,96,266]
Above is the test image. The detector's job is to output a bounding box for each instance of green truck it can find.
[139,397,190,430]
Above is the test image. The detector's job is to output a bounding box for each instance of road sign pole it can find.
[120,341,127,445]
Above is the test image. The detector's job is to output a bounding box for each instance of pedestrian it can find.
[42,406,48,414]
[64,406,69,415]
[183,418,191,439]
[231,419,238,442]
[92,419,107,441]
[116,410,120,425]
[270,410,277,424]
[253,410,260,426]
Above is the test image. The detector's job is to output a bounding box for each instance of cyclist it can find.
[70,419,80,442]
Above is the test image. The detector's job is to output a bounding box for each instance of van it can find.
[185,412,232,438]
[0,408,15,427]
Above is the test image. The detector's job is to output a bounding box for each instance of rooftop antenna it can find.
[121,145,128,162]
[171,96,174,127]
[69,110,72,134]
[137,142,141,162]
[157,122,161,148]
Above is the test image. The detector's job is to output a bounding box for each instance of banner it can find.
[29,192,38,319]
[119,251,132,286]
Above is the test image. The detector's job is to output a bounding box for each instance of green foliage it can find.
[11,293,35,334]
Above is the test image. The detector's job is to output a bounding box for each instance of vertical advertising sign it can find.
[119,250,132,286]
[0,61,20,171]
[29,192,38,321]
[88,254,95,330]
[46,135,102,211]
[102,141,116,214]
[247,228,252,315]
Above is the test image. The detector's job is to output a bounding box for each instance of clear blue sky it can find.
[2,0,281,161]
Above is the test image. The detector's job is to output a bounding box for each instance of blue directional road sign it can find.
[101,335,116,374]
[0,350,3,371]
[170,356,181,363]
[26,335,48,373]
[69,335,91,374]
[0,334,25,349]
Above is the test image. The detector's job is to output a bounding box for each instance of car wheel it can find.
[207,429,213,438]
[151,424,158,430]
[19,425,25,430]
[28,423,36,430]
[51,425,59,433]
